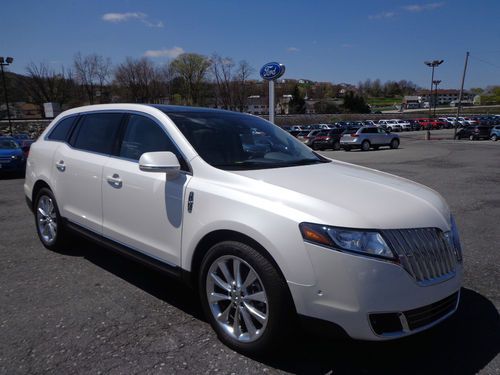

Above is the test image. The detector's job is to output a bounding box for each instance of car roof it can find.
[149,104,240,115]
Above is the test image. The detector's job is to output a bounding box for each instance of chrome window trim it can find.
[44,109,193,174]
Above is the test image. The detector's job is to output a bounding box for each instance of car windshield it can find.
[0,140,19,149]
[166,111,329,170]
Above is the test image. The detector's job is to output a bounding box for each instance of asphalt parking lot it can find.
[1,129,499,374]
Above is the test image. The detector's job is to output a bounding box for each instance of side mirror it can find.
[139,151,181,175]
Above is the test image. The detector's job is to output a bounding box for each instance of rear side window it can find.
[119,115,179,161]
[362,128,378,134]
[72,113,123,154]
[48,116,76,141]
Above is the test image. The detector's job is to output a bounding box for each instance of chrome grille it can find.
[382,228,458,284]
[0,156,12,163]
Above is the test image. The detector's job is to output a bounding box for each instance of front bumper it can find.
[289,242,463,340]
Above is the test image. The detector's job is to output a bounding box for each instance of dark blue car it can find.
[0,136,26,174]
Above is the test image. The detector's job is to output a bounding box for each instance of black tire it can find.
[34,187,69,251]
[312,143,319,150]
[492,134,498,141]
[373,145,380,150]
[387,127,392,132]
[469,135,475,141]
[199,241,294,355]
[333,141,341,151]
[361,140,370,151]
[343,146,351,151]
[390,138,400,149]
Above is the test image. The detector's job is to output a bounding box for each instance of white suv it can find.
[25,104,463,353]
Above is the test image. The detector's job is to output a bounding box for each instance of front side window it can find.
[119,115,179,161]
[72,113,123,154]
[165,112,329,170]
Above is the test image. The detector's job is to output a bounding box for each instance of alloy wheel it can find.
[36,195,57,245]
[206,255,268,343]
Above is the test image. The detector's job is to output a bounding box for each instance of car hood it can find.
[0,148,22,156]
[231,160,450,231]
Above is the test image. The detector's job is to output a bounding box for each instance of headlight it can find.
[10,155,22,160]
[299,222,395,260]
[444,215,462,262]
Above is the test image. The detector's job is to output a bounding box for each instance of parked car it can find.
[490,125,500,141]
[0,136,26,174]
[455,125,491,140]
[362,120,377,127]
[408,119,421,131]
[392,119,412,131]
[415,118,445,130]
[298,130,322,146]
[25,104,463,354]
[341,126,400,151]
[378,120,401,132]
[311,128,344,150]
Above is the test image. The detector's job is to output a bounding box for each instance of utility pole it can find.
[0,56,14,135]
[454,51,470,139]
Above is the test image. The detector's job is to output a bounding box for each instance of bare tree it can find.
[210,54,235,109]
[233,60,254,112]
[24,62,75,109]
[73,53,112,104]
[170,53,211,105]
[114,57,166,103]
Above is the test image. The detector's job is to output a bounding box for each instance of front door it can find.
[102,114,191,266]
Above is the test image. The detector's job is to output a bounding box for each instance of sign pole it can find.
[269,79,275,124]
[260,62,285,124]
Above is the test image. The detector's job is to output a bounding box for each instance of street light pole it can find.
[424,60,444,139]
[432,79,441,118]
[0,56,14,135]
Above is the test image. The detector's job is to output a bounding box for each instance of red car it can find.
[415,118,446,130]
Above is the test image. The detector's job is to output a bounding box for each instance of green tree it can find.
[288,85,306,114]
[170,53,211,105]
[342,91,371,113]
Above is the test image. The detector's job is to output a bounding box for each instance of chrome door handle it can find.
[56,160,66,172]
[106,174,122,188]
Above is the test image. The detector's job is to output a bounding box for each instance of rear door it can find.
[102,113,191,266]
[52,112,123,233]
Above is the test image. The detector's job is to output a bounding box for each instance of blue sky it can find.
[3,0,500,89]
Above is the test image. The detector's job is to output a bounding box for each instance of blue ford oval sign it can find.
[260,62,286,81]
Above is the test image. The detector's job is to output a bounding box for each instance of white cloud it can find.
[102,12,145,22]
[403,2,445,12]
[287,47,300,52]
[102,12,164,28]
[368,11,396,20]
[144,46,185,58]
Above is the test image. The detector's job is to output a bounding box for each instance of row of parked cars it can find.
[0,133,35,174]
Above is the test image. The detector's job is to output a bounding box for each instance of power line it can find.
[469,55,500,69]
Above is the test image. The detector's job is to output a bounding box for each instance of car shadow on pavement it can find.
[65,239,206,322]
[59,241,499,374]
[258,287,499,375]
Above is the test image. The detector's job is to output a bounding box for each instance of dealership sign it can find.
[260,62,286,81]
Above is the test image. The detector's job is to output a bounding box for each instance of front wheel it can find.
[361,140,370,151]
[491,134,497,141]
[469,135,475,141]
[199,241,293,354]
[390,138,400,149]
[343,146,351,151]
[333,141,341,151]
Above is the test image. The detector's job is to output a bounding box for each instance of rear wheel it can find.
[199,241,293,354]
[333,141,341,151]
[492,134,498,141]
[390,138,400,149]
[469,135,475,141]
[361,140,370,151]
[343,146,351,151]
[34,188,69,251]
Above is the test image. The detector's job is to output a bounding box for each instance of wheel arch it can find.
[31,179,52,209]
[189,230,289,290]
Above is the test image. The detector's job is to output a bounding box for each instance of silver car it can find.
[341,126,400,151]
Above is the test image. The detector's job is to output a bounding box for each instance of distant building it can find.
[417,89,475,106]
[245,95,291,115]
